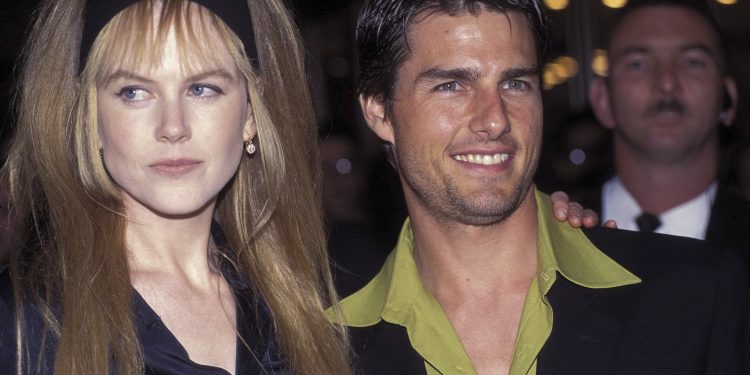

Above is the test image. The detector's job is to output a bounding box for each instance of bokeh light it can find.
[544,0,569,10]
[543,56,579,90]
[591,49,609,77]
[335,158,352,175]
[602,0,627,9]
[570,149,586,166]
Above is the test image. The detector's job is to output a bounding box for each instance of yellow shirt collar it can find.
[534,189,641,293]
[337,189,641,374]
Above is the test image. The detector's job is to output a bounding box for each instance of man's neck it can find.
[407,188,539,298]
[615,142,718,214]
[405,188,539,375]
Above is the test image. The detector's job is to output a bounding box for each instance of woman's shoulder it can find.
[0,266,57,373]
[0,266,17,370]
[0,266,13,318]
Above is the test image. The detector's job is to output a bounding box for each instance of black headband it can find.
[79,0,259,73]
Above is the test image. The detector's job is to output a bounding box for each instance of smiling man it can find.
[338,1,750,374]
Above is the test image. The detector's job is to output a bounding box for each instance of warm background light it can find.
[602,0,628,9]
[543,56,579,90]
[556,56,579,79]
[716,0,737,5]
[544,0,569,10]
[591,49,609,77]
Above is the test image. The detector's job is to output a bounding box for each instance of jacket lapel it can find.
[537,277,625,375]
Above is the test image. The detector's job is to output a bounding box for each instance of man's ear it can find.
[359,94,395,144]
[719,77,738,126]
[588,77,616,130]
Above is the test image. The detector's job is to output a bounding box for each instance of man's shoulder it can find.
[707,186,750,257]
[581,226,748,286]
[543,227,750,373]
[712,185,750,218]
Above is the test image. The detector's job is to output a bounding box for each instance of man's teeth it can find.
[453,153,509,165]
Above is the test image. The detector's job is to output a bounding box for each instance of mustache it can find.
[644,98,686,117]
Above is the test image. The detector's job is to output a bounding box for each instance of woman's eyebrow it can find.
[102,68,237,86]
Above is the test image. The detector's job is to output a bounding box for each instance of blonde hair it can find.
[3,0,350,373]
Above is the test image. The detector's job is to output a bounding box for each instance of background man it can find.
[338,0,750,374]
[587,0,750,265]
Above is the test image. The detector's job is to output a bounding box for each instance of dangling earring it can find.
[98,148,104,157]
[244,140,256,155]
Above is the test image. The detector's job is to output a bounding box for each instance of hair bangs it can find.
[85,0,243,85]
[75,0,255,208]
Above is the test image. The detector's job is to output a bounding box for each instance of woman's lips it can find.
[149,159,203,177]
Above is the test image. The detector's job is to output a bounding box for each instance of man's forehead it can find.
[610,6,721,57]
[404,10,536,63]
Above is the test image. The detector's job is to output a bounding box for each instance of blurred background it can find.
[1,0,749,260]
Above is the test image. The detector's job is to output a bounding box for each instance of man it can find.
[587,0,750,264]
[337,0,750,374]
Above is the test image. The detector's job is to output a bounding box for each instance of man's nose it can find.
[469,90,511,140]
[655,61,681,94]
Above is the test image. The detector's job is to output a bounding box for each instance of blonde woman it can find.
[0,0,350,373]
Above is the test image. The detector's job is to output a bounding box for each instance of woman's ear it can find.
[243,104,257,142]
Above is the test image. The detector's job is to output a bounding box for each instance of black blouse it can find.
[0,266,288,374]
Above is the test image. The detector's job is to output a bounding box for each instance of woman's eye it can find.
[116,87,150,102]
[187,84,222,97]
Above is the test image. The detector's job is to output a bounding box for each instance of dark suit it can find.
[578,184,750,268]
[348,227,750,374]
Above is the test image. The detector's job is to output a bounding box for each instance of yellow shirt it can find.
[337,189,641,374]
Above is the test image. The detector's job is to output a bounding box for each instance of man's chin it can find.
[447,190,530,226]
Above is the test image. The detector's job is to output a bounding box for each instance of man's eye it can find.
[684,58,707,69]
[435,81,460,92]
[116,87,150,102]
[187,84,222,97]
[502,79,528,91]
[625,59,647,71]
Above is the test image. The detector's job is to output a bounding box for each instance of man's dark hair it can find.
[606,0,729,73]
[356,0,549,115]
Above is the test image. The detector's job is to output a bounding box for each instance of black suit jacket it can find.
[349,227,750,374]
[578,184,750,268]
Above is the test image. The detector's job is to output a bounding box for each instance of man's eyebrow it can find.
[501,66,539,81]
[680,43,717,57]
[612,43,719,62]
[611,46,649,61]
[414,65,538,85]
[414,66,482,84]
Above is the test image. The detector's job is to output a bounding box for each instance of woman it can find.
[1,0,350,373]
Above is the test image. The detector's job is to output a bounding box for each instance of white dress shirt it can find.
[601,177,717,240]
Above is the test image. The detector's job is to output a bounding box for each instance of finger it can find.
[581,209,599,228]
[550,191,571,220]
[566,202,584,228]
[603,219,618,229]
